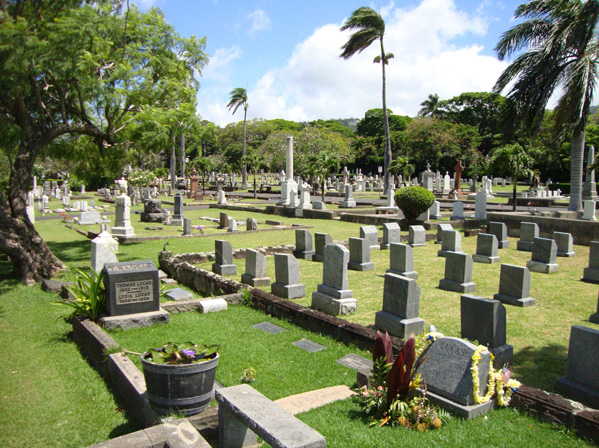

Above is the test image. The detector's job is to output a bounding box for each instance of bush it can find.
[394,186,435,224]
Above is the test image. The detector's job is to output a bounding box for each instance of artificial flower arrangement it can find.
[355,331,451,430]
[143,342,219,365]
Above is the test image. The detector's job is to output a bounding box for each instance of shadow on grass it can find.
[514,343,568,392]
[46,239,91,264]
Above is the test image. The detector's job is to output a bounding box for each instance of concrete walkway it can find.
[274,385,355,415]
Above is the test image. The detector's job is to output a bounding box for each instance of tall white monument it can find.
[111,193,135,237]
[278,136,298,206]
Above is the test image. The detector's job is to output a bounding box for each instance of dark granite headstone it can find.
[488,222,509,249]
[517,222,539,252]
[313,233,333,263]
[439,252,476,293]
[103,260,160,316]
[583,241,599,283]
[435,223,454,244]
[493,264,535,307]
[381,222,401,250]
[293,229,315,260]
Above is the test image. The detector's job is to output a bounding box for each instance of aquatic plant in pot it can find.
[141,342,220,416]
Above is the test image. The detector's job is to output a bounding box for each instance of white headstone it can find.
[475,190,487,220]
[583,200,597,221]
[91,231,118,273]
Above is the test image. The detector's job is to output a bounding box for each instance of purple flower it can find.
[181,349,196,358]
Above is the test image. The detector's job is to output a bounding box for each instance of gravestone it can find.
[91,231,118,273]
[381,222,401,249]
[474,190,487,220]
[437,230,463,258]
[165,288,193,301]
[417,337,493,418]
[583,241,599,283]
[228,218,238,233]
[212,240,237,276]
[103,260,160,316]
[79,210,102,225]
[472,233,500,264]
[488,222,509,249]
[298,182,312,210]
[311,244,357,316]
[341,184,356,208]
[171,192,184,226]
[582,200,597,220]
[253,321,285,334]
[461,294,513,367]
[583,146,598,200]
[517,222,539,251]
[375,273,424,338]
[140,199,169,223]
[219,212,229,229]
[435,223,453,244]
[183,218,192,236]
[277,136,298,206]
[493,264,535,307]
[246,217,258,231]
[293,339,326,353]
[553,232,576,257]
[387,243,418,279]
[241,249,270,287]
[408,225,426,247]
[591,294,599,324]
[313,201,326,210]
[313,233,333,263]
[111,194,135,237]
[293,229,315,260]
[360,225,380,251]
[527,237,559,273]
[430,201,442,220]
[271,254,305,299]
[555,325,599,409]
[348,237,374,271]
[439,252,476,293]
[451,202,465,220]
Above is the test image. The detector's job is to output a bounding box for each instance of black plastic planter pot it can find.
[141,352,219,416]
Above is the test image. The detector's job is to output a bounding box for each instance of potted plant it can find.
[141,342,219,416]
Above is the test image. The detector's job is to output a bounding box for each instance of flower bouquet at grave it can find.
[355,331,451,430]
[143,342,219,365]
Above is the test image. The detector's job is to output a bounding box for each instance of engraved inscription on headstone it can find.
[103,260,159,316]
[115,279,153,305]
[336,354,373,372]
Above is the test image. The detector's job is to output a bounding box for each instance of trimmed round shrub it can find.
[394,186,435,224]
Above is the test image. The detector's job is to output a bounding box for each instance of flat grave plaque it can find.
[336,354,373,371]
[293,338,326,353]
[165,288,193,301]
[103,260,160,316]
[253,321,286,334]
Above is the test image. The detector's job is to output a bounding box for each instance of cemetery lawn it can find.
[0,205,596,447]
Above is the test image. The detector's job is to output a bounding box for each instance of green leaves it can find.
[144,342,220,365]
[54,268,106,321]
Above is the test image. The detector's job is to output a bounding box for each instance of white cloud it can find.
[247,10,271,37]
[200,0,509,125]
[130,0,159,10]
[202,46,242,83]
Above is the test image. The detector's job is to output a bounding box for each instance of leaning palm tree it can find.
[340,6,394,193]
[493,0,599,212]
[227,87,249,189]
[417,93,440,117]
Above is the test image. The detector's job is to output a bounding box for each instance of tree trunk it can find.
[569,130,585,212]
[380,39,392,196]
[170,131,176,193]
[241,108,248,189]
[512,180,517,212]
[1,139,66,285]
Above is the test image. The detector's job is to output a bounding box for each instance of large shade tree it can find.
[227,87,249,189]
[340,6,393,193]
[0,1,207,284]
[493,0,599,211]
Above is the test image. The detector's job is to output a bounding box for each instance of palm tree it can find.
[242,151,265,199]
[227,87,249,189]
[488,143,535,211]
[493,0,599,212]
[418,93,440,117]
[340,7,394,193]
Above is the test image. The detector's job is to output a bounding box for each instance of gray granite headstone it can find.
[408,225,426,247]
[493,264,535,307]
[293,338,326,353]
[241,249,270,287]
[527,237,559,273]
[439,252,476,293]
[103,260,160,316]
[438,230,463,257]
[293,229,315,260]
[253,321,286,334]
[271,253,305,299]
[228,218,238,233]
[348,238,374,271]
[387,243,418,279]
[381,222,401,250]
[183,218,192,236]
[553,232,576,257]
[375,273,424,338]
[590,295,599,324]
[556,325,599,409]
[583,241,599,283]
[212,240,237,276]
[461,294,513,367]
[360,225,380,251]
[311,244,356,316]
[430,201,442,220]
[165,287,193,301]
[171,192,184,226]
[451,201,465,220]
[472,233,500,264]
[435,223,454,244]
[246,217,258,231]
[313,233,333,263]
[219,212,229,229]
[517,222,539,252]
[488,222,509,249]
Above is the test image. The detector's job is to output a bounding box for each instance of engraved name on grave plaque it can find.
[103,260,159,316]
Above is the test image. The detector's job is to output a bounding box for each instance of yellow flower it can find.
[431,418,442,429]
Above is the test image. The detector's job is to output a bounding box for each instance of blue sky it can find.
[132,0,525,126]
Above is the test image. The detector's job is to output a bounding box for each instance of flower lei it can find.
[471,345,521,406]
[415,332,445,359]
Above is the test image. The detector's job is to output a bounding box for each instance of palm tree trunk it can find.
[512,177,517,212]
[241,108,248,189]
[569,130,585,212]
[170,131,176,193]
[380,39,392,195]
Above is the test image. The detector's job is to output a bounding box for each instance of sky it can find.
[131,0,525,126]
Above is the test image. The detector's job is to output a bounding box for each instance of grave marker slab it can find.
[228,218,238,233]
[183,218,192,236]
[293,229,315,260]
[381,223,401,249]
[311,243,356,316]
[253,322,286,334]
[488,222,509,249]
[437,230,463,257]
[451,202,465,220]
[375,273,424,338]
[582,200,597,221]
[241,249,270,287]
[435,223,453,244]
[472,233,500,264]
[313,233,333,263]
[165,288,193,301]
[103,260,160,316]
[527,237,559,273]
[271,254,305,299]
[360,226,380,251]
[246,218,258,231]
[583,241,599,283]
[336,354,373,372]
[430,201,442,220]
[91,231,118,273]
[212,240,237,276]
[348,238,374,271]
[387,243,418,279]
[553,232,576,257]
[493,264,535,307]
[219,212,229,229]
[293,339,326,353]
[439,252,476,293]
[590,294,599,324]
[408,225,426,247]
[517,222,539,252]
